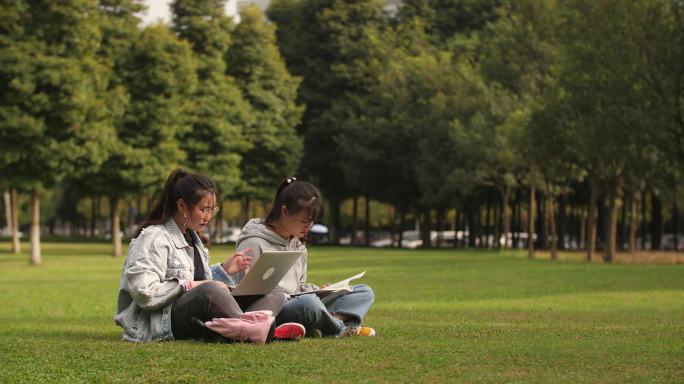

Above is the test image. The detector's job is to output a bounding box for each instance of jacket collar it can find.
[164,219,190,249]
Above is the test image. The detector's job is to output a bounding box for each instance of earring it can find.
[182,212,187,231]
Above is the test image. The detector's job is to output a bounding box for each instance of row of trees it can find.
[1,1,302,262]
[266,0,683,261]
[1,0,682,264]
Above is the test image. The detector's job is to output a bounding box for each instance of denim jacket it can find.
[114,219,237,342]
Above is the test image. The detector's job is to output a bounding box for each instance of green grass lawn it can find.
[1,242,683,383]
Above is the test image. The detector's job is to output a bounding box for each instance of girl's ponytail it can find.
[160,169,187,222]
[274,177,297,200]
[134,168,217,238]
[265,177,323,242]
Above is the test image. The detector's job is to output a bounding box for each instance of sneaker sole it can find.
[274,322,306,340]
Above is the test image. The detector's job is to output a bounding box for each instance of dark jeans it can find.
[171,281,286,340]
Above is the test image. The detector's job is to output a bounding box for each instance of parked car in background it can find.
[309,224,329,244]
[0,228,23,238]
[217,227,242,244]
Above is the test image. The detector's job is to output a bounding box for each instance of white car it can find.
[218,227,242,244]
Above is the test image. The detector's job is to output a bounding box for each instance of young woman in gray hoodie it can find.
[223,177,376,337]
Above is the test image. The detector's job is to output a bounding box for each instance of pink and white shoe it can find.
[273,322,306,341]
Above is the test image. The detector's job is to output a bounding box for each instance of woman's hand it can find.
[222,248,253,274]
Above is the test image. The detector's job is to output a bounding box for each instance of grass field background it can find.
[1,241,683,383]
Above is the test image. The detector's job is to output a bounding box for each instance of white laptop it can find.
[231,250,302,296]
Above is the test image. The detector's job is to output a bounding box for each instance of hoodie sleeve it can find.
[297,249,319,293]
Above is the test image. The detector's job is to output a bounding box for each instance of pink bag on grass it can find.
[204,312,275,344]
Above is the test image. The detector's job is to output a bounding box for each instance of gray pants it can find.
[276,284,375,337]
[171,281,286,340]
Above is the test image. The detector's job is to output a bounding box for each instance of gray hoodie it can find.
[227,218,317,295]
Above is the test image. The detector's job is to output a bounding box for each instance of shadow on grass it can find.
[0,316,120,342]
[3,329,119,342]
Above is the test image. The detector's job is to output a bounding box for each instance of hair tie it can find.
[287,177,297,184]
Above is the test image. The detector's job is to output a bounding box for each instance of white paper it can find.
[324,271,366,291]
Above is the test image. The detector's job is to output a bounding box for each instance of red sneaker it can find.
[273,322,306,341]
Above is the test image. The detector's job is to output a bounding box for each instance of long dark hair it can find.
[265,177,323,242]
[134,168,218,238]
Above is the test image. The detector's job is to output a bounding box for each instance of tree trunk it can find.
[528,185,536,258]
[517,192,523,247]
[453,207,460,248]
[421,208,431,248]
[629,191,638,253]
[598,198,607,253]
[11,188,20,254]
[586,178,598,261]
[364,193,370,247]
[569,203,576,249]
[513,195,520,248]
[579,206,586,250]
[436,209,443,248]
[540,192,548,249]
[329,196,341,244]
[640,190,647,249]
[461,204,470,248]
[618,193,628,250]
[485,198,491,248]
[501,186,511,249]
[29,190,41,265]
[240,196,250,227]
[98,197,105,239]
[111,196,122,257]
[351,195,358,245]
[674,198,679,252]
[124,199,134,237]
[398,209,406,248]
[3,190,10,234]
[467,204,476,248]
[651,193,662,250]
[389,205,397,248]
[494,198,501,249]
[548,195,558,260]
[557,194,566,250]
[603,179,622,262]
[90,196,97,237]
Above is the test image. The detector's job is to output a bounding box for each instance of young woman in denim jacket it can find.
[114,169,303,343]
[227,177,376,338]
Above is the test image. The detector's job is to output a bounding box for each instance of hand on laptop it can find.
[222,248,253,274]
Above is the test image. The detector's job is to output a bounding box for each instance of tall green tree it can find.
[66,0,144,255]
[0,0,116,264]
[171,0,252,201]
[478,0,563,252]
[226,5,304,217]
[558,0,668,261]
[268,0,387,241]
[92,24,197,255]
